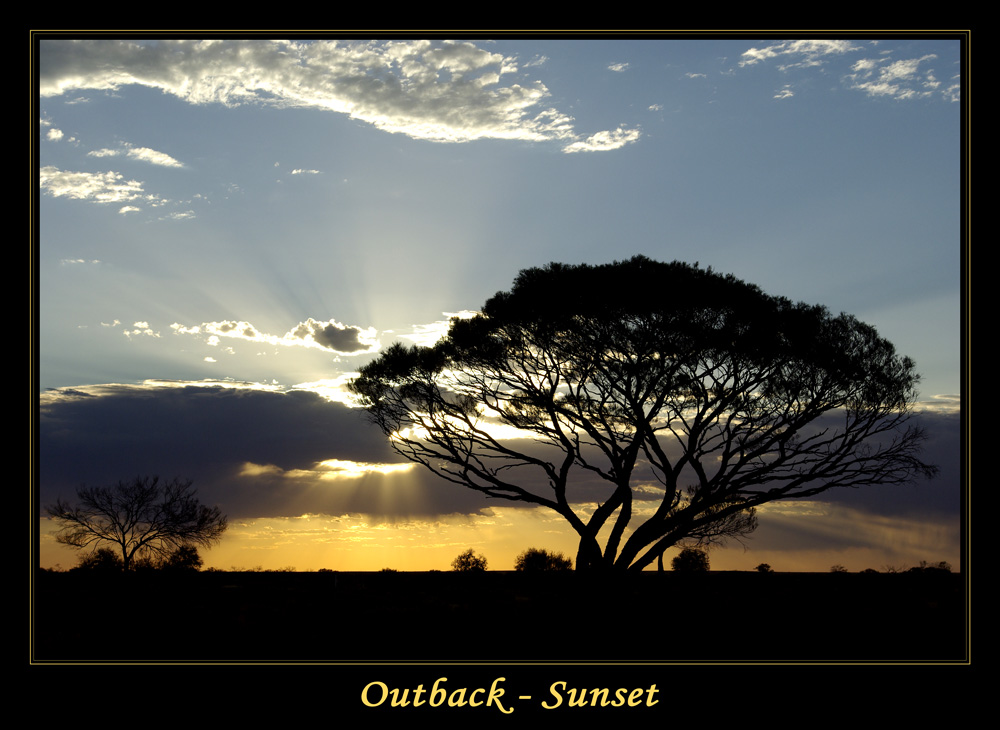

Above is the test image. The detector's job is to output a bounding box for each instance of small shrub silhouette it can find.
[671,548,709,572]
[73,547,123,572]
[452,549,487,572]
[514,548,572,572]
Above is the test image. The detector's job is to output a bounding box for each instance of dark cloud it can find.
[302,321,368,353]
[38,384,960,543]
[38,383,519,519]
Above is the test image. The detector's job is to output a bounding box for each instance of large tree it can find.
[350,256,936,572]
[47,476,227,572]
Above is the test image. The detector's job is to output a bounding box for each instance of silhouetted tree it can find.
[830,564,848,573]
[160,545,204,572]
[73,547,123,573]
[514,547,573,572]
[755,563,774,573]
[350,256,937,572]
[910,560,952,574]
[46,476,227,572]
[672,548,709,572]
[451,549,487,572]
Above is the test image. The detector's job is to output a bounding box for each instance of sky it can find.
[35,35,965,574]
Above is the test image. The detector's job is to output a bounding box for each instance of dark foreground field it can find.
[32,570,966,662]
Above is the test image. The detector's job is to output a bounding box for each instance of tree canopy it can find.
[672,547,710,572]
[350,256,936,572]
[452,548,488,572]
[514,547,573,572]
[47,476,227,572]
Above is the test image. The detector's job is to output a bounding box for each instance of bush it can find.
[161,545,203,571]
[755,563,773,573]
[514,548,573,572]
[451,549,487,572]
[671,548,709,572]
[830,564,848,573]
[910,560,952,574]
[73,547,124,572]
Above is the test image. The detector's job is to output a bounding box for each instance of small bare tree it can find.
[46,476,227,572]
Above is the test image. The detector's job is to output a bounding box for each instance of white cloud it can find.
[845,53,948,101]
[126,145,184,167]
[39,166,155,204]
[738,41,957,103]
[562,126,641,154]
[290,169,321,175]
[608,62,629,72]
[739,39,859,69]
[398,310,478,347]
[46,128,64,141]
[39,39,638,153]
[87,143,184,167]
[173,316,379,354]
[124,321,160,339]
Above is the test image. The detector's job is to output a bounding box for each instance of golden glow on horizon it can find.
[238,459,417,480]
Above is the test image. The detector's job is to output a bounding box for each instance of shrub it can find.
[755,563,773,573]
[73,547,123,572]
[451,549,487,572]
[161,545,203,571]
[671,548,709,572]
[514,548,573,572]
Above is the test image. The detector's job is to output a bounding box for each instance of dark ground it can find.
[32,569,966,663]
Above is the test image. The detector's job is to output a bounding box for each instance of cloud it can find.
[37,381,960,531]
[397,310,478,347]
[562,126,641,154]
[40,39,639,153]
[737,41,958,102]
[37,382,496,519]
[39,165,157,204]
[608,62,629,72]
[845,53,953,100]
[288,318,377,353]
[46,128,64,141]
[87,143,184,167]
[123,321,159,339]
[739,39,859,69]
[172,317,379,354]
